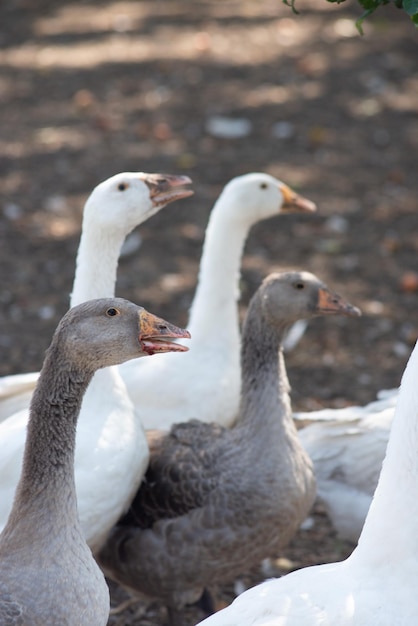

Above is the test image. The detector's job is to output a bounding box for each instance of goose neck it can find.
[4,343,93,538]
[188,207,249,338]
[71,220,125,307]
[238,298,293,436]
[356,342,418,565]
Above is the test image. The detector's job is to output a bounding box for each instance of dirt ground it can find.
[1,0,418,624]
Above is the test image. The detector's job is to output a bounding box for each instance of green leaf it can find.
[282,0,300,15]
[358,0,381,10]
[403,0,418,16]
[355,11,370,34]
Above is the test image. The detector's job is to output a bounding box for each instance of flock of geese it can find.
[0,170,415,626]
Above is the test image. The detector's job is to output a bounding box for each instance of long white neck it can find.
[355,341,418,565]
[70,213,126,397]
[71,216,125,307]
[188,201,250,342]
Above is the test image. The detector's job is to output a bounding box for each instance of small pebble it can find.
[38,305,55,320]
[4,203,23,221]
[325,215,349,234]
[272,121,295,139]
[393,341,410,358]
[400,271,418,293]
[205,116,252,139]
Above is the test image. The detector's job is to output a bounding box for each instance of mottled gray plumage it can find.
[0,297,190,626]
[98,272,360,624]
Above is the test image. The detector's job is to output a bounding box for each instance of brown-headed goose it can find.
[0,297,190,626]
[98,271,360,625]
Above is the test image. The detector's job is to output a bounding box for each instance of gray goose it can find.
[98,272,360,625]
[0,298,190,626]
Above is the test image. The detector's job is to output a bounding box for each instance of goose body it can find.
[98,271,359,624]
[0,298,190,626]
[0,172,193,552]
[198,339,418,626]
[0,373,39,422]
[295,390,397,542]
[120,173,317,430]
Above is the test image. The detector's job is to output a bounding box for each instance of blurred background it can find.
[0,1,417,619]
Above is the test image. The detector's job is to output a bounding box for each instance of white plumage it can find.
[120,172,317,430]
[198,340,418,626]
[0,172,192,552]
[295,389,397,542]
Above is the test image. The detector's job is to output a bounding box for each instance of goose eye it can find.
[106,307,120,317]
[118,182,128,191]
[260,183,268,189]
[294,282,305,290]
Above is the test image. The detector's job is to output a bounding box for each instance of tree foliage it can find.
[283,0,418,33]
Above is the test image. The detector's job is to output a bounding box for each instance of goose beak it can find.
[279,183,317,214]
[139,173,194,207]
[138,309,191,355]
[316,288,361,317]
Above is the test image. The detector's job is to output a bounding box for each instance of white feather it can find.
[198,342,418,625]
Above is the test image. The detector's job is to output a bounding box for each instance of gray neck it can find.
[4,342,93,540]
[238,295,293,438]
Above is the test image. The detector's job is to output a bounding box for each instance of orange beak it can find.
[316,288,361,317]
[279,183,317,214]
[138,309,191,356]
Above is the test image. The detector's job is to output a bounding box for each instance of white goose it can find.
[198,339,418,626]
[295,390,398,542]
[0,373,39,422]
[0,171,193,553]
[120,173,317,430]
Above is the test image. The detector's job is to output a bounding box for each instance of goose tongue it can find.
[138,309,191,356]
[139,173,194,207]
[316,288,361,317]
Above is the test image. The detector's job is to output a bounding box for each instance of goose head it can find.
[59,297,191,371]
[218,173,316,226]
[259,271,361,328]
[82,171,193,234]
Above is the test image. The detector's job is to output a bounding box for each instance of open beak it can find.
[316,288,361,318]
[138,173,194,208]
[138,309,191,356]
[279,183,317,214]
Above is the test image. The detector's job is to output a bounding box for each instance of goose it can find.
[296,391,397,543]
[0,172,193,423]
[0,297,190,626]
[0,373,39,422]
[98,271,360,625]
[0,171,193,552]
[119,173,317,430]
[197,338,418,626]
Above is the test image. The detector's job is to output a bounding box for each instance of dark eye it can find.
[260,183,268,189]
[294,282,305,290]
[106,307,120,317]
[118,182,128,191]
